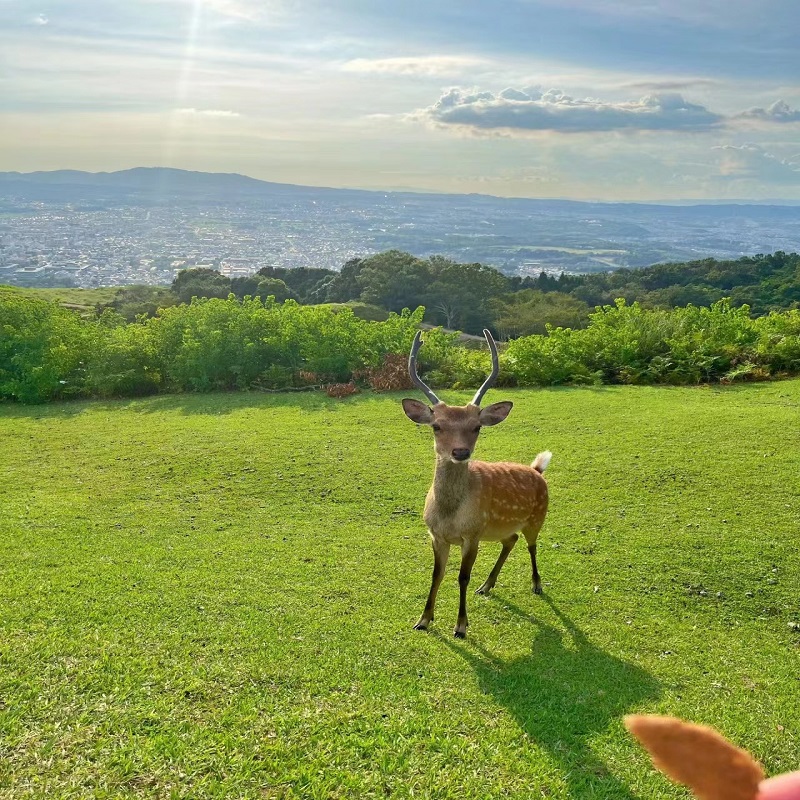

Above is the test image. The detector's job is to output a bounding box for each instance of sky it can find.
[1,0,799,201]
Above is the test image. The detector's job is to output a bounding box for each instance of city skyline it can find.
[2,0,799,202]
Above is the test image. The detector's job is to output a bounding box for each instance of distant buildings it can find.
[0,191,797,290]
[219,258,256,278]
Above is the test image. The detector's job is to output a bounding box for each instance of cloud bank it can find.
[413,87,800,135]
[737,100,800,123]
[417,87,724,133]
[175,108,242,117]
[342,55,487,77]
[713,143,800,183]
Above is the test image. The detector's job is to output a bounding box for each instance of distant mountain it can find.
[1,167,798,212]
[0,167,374,203]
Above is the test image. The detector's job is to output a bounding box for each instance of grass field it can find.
[1,383,799,798]
[4,286,120,312]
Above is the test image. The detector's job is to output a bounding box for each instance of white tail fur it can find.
[532,451,552,473]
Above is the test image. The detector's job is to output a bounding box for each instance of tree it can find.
[256,278,296,303]
[257,266,336,303]
[426,258,510,334]
[493,290,590,338]
[356,251,430,311]
[230,275,262,299]
[171,268,231,303]
[325,258,364,303]
[102,285,177,321]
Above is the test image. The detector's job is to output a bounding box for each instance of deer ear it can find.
[479,401,513,426]
[402,398,434,424]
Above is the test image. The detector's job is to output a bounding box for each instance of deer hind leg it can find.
[475,533,519,595]
[454,539,479,638]
[414,538,450,631]
[522,522,544,595]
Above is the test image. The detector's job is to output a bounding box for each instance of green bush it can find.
[753,309,800,374]
[505,298,795,387]
[3,290,800,404]
[84,312,161,397]
[152,296,284,391]
[146,297,425,392]
[0,291,96,402]
[505,326,601,386]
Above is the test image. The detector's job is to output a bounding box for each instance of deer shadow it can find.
[438,595,660,799]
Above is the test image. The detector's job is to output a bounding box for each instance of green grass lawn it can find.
[1,383,798,799]
[6,287,120,310]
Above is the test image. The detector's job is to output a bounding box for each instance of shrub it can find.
[325,382,359,398]
[362,353,414,392]
[753,309,800,374]
[3,290,799,404]
[0,291,97,402]
[505,298,791,387]
[505,326,601,386]
[84,313,161,397]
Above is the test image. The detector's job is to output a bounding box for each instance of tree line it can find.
[552,250,800,313]
[100,250,800,337]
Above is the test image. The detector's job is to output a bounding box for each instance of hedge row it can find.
[2,292,799,403]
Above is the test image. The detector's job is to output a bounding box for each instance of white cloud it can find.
[342,55,488,77]
[414,86,724,134]
[712,143,800,183]
[737,100,800,124]
[33,12,48,25]
[175,107,242,117]
[624,79,720,92]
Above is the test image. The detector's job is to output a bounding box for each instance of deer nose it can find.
[451,448,471,461]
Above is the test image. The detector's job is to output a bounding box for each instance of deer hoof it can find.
[475,583,492,595]
[533,584,543,595]
[413,620,430,631]
[453,629,466,639]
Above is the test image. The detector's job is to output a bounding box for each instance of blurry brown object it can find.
[364,353,415,392]
[324,382,359,398]
[625,714,764,800]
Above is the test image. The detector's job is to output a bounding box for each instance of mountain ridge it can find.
[2,167,800,212]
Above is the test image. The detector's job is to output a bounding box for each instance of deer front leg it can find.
[476,533,519,595]
[454,539,479,638]
[414,538,450,631]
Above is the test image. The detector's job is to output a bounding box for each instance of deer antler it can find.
[408,331,441,406]
[470,329,499,407]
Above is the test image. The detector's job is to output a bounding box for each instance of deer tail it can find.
[532,451,552,473]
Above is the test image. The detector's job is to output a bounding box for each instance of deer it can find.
[402,329,552,638]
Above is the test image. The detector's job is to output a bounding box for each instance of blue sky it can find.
[1,0,799,200]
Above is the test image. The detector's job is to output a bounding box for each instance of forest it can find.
[100,250,800,338]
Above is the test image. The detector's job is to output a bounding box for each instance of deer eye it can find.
[432,424,441,432]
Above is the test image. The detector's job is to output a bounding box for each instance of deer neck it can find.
[432,458,470,514]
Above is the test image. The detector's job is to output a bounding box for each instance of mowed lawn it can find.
[9,287,120,312]
[1,383,798,799]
